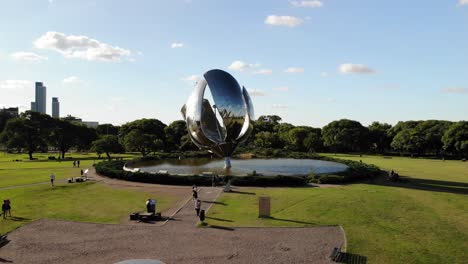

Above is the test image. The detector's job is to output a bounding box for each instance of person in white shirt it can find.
[50,173,56,187]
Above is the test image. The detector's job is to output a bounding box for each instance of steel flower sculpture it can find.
[181,69,254,168]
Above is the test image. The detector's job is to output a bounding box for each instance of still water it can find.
[131,158,348,176]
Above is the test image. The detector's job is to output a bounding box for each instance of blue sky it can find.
[0,0,467,127]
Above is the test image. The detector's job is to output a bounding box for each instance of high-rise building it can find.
[30,102,37,112]
[52,97,60,118]
[35,82,46,114]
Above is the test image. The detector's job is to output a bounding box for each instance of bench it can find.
[129,212,162,222]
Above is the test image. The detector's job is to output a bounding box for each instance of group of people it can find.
[1,199,11,219]
[73,160,81,167]
[193,185,202,217]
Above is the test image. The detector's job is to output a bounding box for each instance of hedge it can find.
[308,159,383,184]
[95,160,308,187]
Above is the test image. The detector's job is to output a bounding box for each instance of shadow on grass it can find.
[8,216,31,222]
[374,176,468,195]
[205,216,233,222]
[333,252,367,263]
[267,217,316,225]
[202,201,227,205]
[229,190,256,195]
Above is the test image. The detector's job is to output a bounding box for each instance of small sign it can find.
[258,196,271,218]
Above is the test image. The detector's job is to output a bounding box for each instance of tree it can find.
[391,129,424,155]
[91,135,124,160]
[442,121,468,158]
[75,125,98,152]
[368,122,392,153]
[122,130,157,156]
[322,119,369,152]
[96,124,119,136]
[49,119,78,159]
[254,131,281,148]
[119,119,166,154]
[287,127,322,152]
[0,112,53,160]
[164,120,187,150]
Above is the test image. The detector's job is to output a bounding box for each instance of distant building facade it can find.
[52,97,60,118]
[30,102,36,112]
[35,82,46,114]
[63,115,82,123]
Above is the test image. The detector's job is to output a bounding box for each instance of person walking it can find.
[194,199,202,216]
[50,172,56,187]
[77,160,80,167]
[73,161,76,167]
[192,187,198,200]
[5,199,11,217]
[80,169,84,176]
[2,200,8,219]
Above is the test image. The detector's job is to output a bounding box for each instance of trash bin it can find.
[199,209,205,221]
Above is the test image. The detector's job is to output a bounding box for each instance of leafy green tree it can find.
[164,120,187,150]
[442,121,468,158]
[119,119,167,155]
[391,129,424,155]
[287,127,322,152]
[368,122,392,153]
[96,124,119,136]
[414,120,451,155]
[254,131,281,148]
[0,112,53,159]
[91,135,124,160]
[49,119,78,158]
[75,125,98,152]
[322,119,369,152]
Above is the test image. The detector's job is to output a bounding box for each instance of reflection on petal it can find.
[181,69,254,158]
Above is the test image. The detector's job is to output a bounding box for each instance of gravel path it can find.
[0,219,344,264]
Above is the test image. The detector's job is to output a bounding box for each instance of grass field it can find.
[206,154,468,264]
[0,152,173,234]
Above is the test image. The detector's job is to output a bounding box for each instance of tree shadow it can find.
[205,216,233,222]
[373,175,468,195]
[267,217,316,225]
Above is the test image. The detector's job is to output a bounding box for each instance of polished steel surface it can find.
[181,69,254,160]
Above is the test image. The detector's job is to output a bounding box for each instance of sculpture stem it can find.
[224,157,232,169]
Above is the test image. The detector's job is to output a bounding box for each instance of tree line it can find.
[0,111,466,160]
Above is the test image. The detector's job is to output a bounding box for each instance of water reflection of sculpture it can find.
[181,69,254,169]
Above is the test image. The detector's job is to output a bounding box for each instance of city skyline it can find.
[0,0,467,127]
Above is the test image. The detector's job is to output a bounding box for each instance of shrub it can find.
[316,175,344,184]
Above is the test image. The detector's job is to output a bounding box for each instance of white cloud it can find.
[339,63,375,74]
[228,60,259,71]
[0,80,33,90]
[171,42,184,48]
[11,52,48,62]
[62,76,83,85]
[272,104,289,109]
[34,31,132,62]
[181,75,200,85]
[284,67,304,73]
[441,87,468,94]
[291,1,323,8]
[459,0,468,6]
[253,69,273,75]
[273,86,289,92]
[265,15,303,27]
[249,89,266,96]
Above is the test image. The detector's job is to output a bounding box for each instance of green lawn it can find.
[0,152,173,234]
[206,154,468,264]
[0,152,138,188]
